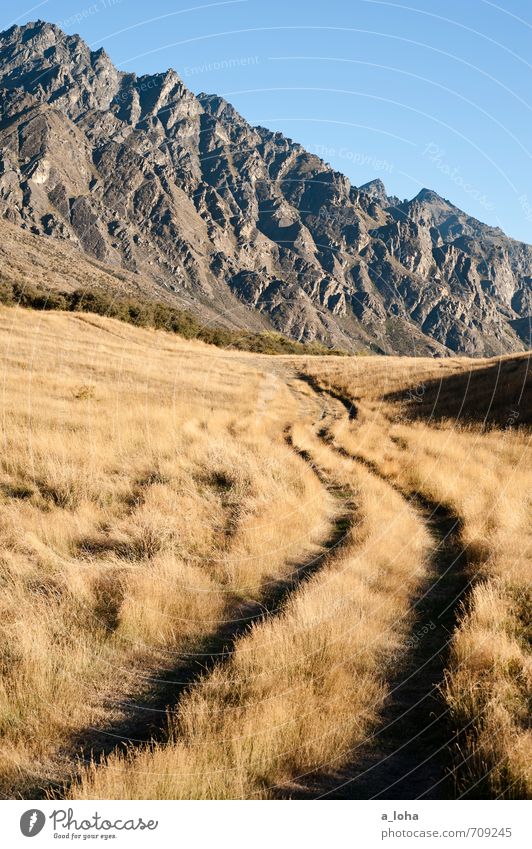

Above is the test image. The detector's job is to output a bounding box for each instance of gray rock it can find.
[0,20,530,355]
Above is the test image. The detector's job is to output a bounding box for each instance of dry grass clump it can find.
[0,307,332,797]
[301,353,531,798]
[446,578,532,798]
[73,414,431,799]
[1,302,528,800]
[384,354,531,428]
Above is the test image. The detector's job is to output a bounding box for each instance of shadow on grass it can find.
[385,355,531,429]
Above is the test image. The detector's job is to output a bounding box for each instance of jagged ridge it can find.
[0,20,530,355]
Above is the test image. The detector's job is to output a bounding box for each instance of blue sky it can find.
[3,0,532,242]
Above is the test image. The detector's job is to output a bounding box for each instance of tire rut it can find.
[36,422,356,802]
[289,377,473,800]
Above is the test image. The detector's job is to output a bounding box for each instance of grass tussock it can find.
[0,306,333,796]
[73,420,431,799]
[0,303,529,800]
[301,353,531,798]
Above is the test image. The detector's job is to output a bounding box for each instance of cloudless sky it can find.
[3,0,532,242]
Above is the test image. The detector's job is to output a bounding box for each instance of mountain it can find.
[0,20,530,355]
[359,179,400,208]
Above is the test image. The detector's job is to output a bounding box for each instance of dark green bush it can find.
[0,281,346,356]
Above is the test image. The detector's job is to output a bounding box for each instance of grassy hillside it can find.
[0,217,348,354]
[0,304,529,800]
[301,353,531,797]
[0,280,346,356]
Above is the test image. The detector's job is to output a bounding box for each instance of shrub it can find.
[0,281,346,356]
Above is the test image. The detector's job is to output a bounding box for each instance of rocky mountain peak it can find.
[0,20,121,120]
[359,178,401,209]
[360,178,388,201]
[0,20,529,356]
[10,19,61,41]
[414,187,448,204]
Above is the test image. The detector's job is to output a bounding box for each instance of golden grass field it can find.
[0,304,530,800]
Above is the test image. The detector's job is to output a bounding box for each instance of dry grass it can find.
[0,304,529,800]
[72,417,432,799]
[301,353,531,798]
[0,306,332,796]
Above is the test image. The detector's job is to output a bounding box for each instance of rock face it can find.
[0,20,530,354]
